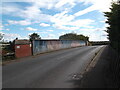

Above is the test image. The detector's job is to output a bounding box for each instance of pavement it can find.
[77,45,117,88]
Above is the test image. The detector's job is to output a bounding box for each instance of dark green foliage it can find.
[29,33,41,41]
[104,1,120,53]
[104,2,120,87]
[59,33,89,41]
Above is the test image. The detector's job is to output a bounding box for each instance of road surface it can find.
[3,46,104,88]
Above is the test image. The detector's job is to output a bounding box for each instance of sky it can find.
[0,0,116,41]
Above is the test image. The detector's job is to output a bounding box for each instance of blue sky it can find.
[0,0,115,41]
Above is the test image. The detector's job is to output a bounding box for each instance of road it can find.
[3,45,104,88]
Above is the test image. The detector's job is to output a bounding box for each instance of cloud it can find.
[68,19,94,27]
[74,5,97,17]
[33,0,59,9]
[2,0,115,21]
[0,24,3,30]
[8,20,31,25]
[39,32,48,34]
[1,0,114,41]
[89,33,108,41]
[47,34,55,37]
[50,9,94,30]
[58,31,67,36]
[55,0,69,8]
[25,27,38,31]
[19,5,42,20]
[105,23,110,28]
[2,2,52,23]
[72,27,108,41]
[55,0,76,10]
[84,0,114,12]
[2,0,113,28]
[53,24,79,30]
[28,32,48,36]
[3,33,21,41]
[51,10,75,24]
[43,34,56,39]
[47,30,53,32]
[3,32,29,41]
[73,0,117,17]
[1,3,22,14]
[6,29,10,31]
[52,17,94,30]
[40,23,50,27]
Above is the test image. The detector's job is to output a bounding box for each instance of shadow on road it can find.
[69,45,119,88]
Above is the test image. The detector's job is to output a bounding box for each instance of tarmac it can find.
[78,45,119,88]
[2,45,119,88]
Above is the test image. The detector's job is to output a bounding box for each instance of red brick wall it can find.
[15,44,32,58]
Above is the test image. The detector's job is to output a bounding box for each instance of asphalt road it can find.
[3,45,104,88]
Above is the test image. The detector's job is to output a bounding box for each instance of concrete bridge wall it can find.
[32,40,86,55]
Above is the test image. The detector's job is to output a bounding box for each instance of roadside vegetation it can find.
[29,33,41,41]
[1,42,15,61]
[104,1,120,87]
[0,33,15,62]
[59,33,89,41]
[104,1,120,53]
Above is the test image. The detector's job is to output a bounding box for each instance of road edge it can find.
[84,45,106,73]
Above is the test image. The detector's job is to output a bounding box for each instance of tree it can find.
[104,1,120,52]
[59,33,89,41]
[104,2,120,87]
[29,33,41,41]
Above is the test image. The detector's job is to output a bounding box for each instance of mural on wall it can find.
[47,41,61,50]
[71,41,81,47]
[32,40,86,55]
